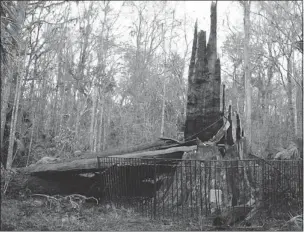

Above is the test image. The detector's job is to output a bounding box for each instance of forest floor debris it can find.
[1,195,302,231]
[1,196,200,231]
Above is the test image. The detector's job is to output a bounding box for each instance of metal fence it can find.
[96,157,303,221]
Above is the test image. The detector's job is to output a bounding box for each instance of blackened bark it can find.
[188,20,198,84]
[236,113,241,141]
[227,105,234,145]
[222,84,225,114]
[185,2,222,142]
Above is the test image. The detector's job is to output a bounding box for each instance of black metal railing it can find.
[96,157,303,221]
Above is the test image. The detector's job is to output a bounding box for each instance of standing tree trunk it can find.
[160,20,169,138]
[286,55,295,140]
[98,94,105,152]
[74,92,80,146]
[102,95,108,151]
[52,82,59,136]
[39,74,48,135]
[160,77,166,137]
[7,56,25,169]
[243,0,252,153]
[295,66,303,140]
[157,2,224,212]
[27,102,37,166]
[1,60,12,148]
[26,56,39,166]
[6,1,28,169]
[90,85,97,151]
[261,42,274,153]
[184,2,222,142]
[53,45,63,136]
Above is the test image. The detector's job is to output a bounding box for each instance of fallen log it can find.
[5,172,102,197]
[72,139,177,159]
[111,145,197,158]
[69,138,196,161]
[21,145,197,174]
[8,144,196,197]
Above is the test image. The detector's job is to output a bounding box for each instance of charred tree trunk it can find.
[184,2,222,142]
[156,2,224,214]
[227,105,234,145]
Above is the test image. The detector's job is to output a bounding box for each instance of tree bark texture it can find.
[292,48,302,142]
[6,54,25,169]
[227,105,234,145]
[90,86,97,151]
[154,118,231,216]
[243,1,252,152]
[0,60,12,148]
[163,2,226,216]
[184,2,222,142]
[2,1,28,168]
[98,94,105,152]
[295,74,303,141]
[286,56,296,140]
[20,138,196,174]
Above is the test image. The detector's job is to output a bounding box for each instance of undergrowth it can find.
[1,194,302,231]
[1,195,201,231]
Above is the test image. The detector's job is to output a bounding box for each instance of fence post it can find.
[153,158,157,219]
[97,157,102,200]
[260,160,265,208]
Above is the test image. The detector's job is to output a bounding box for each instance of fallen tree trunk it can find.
[73,138,184,160]
[21,145,197,174]
[111,145,196,158]
[7,144,197,197]
[6,137,197,197]
[5,171,103,197]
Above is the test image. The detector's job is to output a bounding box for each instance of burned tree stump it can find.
[154,2,229,215]
[185,1,223,142]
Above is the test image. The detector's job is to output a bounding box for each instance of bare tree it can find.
[240,0,252,152]
[4,2,28,169]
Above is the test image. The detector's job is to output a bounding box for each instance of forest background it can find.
[1,1,303,169]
